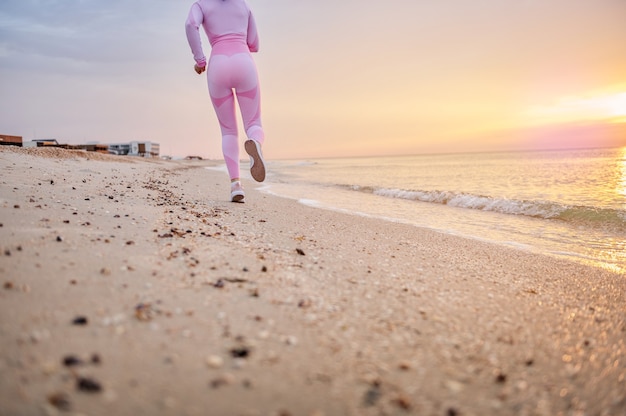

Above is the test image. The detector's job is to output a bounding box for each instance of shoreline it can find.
[1,147,624,415]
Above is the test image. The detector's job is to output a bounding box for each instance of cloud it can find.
[0,0,188,75]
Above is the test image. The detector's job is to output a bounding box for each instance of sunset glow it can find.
[526,90,626,125]
[1,0,626,159]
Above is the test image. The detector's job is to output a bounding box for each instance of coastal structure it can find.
[23,139,60,147]
[108,141,160,157]
[0,134,159,157]
[0,134,23,146]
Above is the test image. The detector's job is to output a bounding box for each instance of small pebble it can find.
[495,373,507,384]
[135,303,154,321]
[206,355,224,369]
[47,392,71,411]
[296,248,305,256]
[230,347,250,358]
[77,377,102,393]
[56,236,63,242]
[72,316,88,326]
[62,355,84,367]
[363,381,382,406]
[41,361,58,375]
[284,336,298,346]
[392,394,412,410]
[398,361,411,371]
[210,373,235,389]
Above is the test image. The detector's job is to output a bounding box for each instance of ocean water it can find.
[258,147,626,274]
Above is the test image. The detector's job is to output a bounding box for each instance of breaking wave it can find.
[340,184,626,230]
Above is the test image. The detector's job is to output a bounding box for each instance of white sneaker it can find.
[244,139,266,182]
[231,181,245,203]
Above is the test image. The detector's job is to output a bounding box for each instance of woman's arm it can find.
[247,10,259,53]
[185,2,207,68]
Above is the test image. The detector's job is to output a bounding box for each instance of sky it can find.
[1,0,625,160]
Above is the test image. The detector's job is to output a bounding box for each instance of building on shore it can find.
[108,141,160,157]
[0,135,159,158]
[23,139,60,147]
[0,134,23,146]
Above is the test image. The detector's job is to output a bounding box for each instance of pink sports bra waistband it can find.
[210,34,250,55]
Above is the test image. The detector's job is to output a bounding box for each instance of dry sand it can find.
[0,146,624,416]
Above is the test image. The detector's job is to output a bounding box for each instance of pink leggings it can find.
[207,50,264,180]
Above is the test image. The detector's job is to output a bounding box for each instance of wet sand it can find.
[0,146,624,416]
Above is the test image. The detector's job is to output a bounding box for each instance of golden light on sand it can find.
[619,147,626,199]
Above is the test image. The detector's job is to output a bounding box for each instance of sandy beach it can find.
[0,146,624,416]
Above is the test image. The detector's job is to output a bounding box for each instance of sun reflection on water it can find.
[619,147,626,201]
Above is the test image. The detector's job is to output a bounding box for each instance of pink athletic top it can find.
[185,0,259,68]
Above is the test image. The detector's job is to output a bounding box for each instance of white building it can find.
[108,141,160,157]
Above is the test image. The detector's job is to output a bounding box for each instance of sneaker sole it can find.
[231,192,245,203]
[244,140,266,182]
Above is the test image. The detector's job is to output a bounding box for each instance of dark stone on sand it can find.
[230,347,250,358]
[363,380,382,406]
[72,316,88,326]
[296,248,305,256]
[63,355,84,367]
[495,373,507,383]
[77,377,102,393]
[56,236,63,242]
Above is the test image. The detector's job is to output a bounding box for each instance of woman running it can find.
[185,0,266,202]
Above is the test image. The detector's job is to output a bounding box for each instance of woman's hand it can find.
[194,64,206,74]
